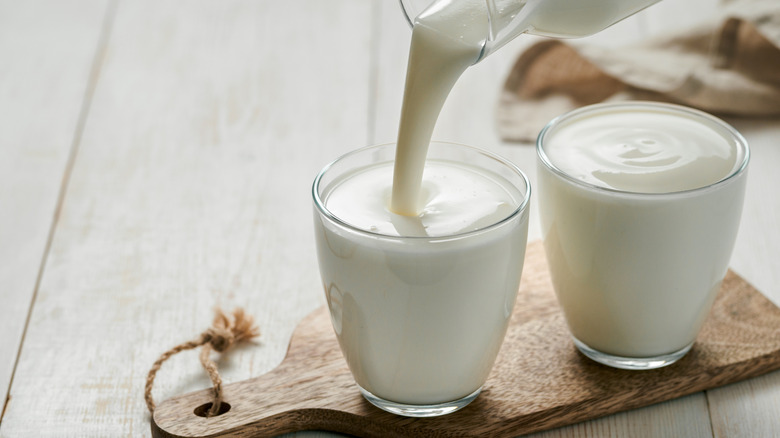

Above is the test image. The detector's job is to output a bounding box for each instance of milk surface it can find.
[315,151,529,404]
[542,107,741,193]
[327,161,519,237]
[538,104,748,358]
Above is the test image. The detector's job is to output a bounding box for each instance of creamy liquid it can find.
[327,161,519,237]
[543,108,740,192]
[316,152,529,404]
[538,104,748,358]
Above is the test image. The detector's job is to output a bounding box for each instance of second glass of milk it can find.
[313,142,530,416]
[537,102,749,370]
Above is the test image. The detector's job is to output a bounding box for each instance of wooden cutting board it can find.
[151,241,780,437]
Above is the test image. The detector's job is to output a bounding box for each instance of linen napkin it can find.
[497,0,780,143]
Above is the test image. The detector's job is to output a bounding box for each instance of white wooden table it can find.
[1,0,778,436]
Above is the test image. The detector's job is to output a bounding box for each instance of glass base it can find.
[573,337,693,370]
[358,386,481,417]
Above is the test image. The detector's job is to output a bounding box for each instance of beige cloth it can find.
[497,0,780,143]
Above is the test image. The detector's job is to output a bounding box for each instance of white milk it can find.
[537,103,748,359]
[314,143,529,405]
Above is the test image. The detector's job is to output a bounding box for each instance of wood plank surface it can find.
[0,0,110,412]
[0,0,372,435]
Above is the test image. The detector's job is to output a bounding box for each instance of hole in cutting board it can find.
[193,402,231,417]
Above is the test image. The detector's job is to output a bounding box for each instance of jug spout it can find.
[400,0,661,63]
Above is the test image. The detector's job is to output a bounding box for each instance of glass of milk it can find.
[312,141,530,416]
[537,102,749,370]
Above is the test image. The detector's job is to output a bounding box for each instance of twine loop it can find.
[145,308,260,417]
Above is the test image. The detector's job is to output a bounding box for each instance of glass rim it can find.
[536,101,750,198]
[312,141,531,241]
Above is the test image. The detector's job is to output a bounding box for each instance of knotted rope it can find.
[145,308,260,417]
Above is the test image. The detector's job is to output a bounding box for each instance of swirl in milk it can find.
[327,161,519,238]
[543,109,740,193]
